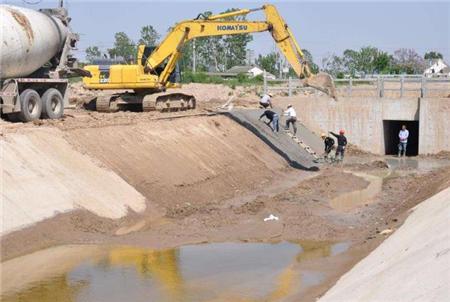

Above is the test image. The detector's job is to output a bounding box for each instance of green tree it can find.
[255,52,279,75]
[373,51,392,73]
[108,32,136,62]
[322,54,344,77]
[85,46,101,63]
[337,47,394,75]
[392,48,426,74]
[139,25,160,46]
[221,8,253,69]
[302,49,319,74]
[342,49,359,75]
[179,9,252,72]
[180,11,226,72]
[424,51,443,60]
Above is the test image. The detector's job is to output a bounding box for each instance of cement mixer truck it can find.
[0,3,86,122]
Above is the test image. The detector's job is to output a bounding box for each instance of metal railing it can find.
[261,70,450,98]
[334,76,450,98]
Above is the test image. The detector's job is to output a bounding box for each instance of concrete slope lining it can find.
[319,187,450,302]
[0,128,147,235]
[225,109,321,171]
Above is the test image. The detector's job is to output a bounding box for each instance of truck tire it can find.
[14,89,43,122]
[41,88,64,119]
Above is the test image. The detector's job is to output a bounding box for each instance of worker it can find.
[259,93,273,109]
[321,133,335,161]
[259,110,279,133]
[330,129,347,161]
[284,104,297,136]
[398,124,409,157]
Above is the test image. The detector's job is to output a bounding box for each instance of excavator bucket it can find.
[304,72,338,100]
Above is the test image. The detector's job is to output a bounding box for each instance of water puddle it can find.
[330,171,383,211]
[1,241,350,302]
[386,158,450,172]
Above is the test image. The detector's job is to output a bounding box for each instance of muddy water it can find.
[1,241,349,302]
[386,158,450,171]
[330,171,384,211]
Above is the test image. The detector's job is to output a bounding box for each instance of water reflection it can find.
[2,241,350,302]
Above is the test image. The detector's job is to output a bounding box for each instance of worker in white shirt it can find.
[284,104,297,136]
[259,93,273,109]
[398,125,409,157]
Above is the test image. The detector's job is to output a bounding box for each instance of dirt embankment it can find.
[1,115,294,259]
[66,115,289,208]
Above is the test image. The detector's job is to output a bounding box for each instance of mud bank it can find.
[1,114,295,258]
[66,115,289,208]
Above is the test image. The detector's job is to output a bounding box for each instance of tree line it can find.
[85,23,444,78]
[322,47,443,78]
[85,8,253,72]
[85,25,161,63]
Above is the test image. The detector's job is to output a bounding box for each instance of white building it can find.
[227,65,276,79]
[424,59,450,77]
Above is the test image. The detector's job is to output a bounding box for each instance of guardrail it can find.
[261,71,450,98]
[334,76,450,97]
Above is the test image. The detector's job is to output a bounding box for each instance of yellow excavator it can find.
[82,4,336,112]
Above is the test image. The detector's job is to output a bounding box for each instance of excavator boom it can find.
[143,4,335,98]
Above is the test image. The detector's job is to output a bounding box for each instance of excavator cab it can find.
[139,45,156,67]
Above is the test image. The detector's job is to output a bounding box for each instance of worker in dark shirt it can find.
[330,129,347,161]
[321,132,335,161]
[259,110,279,133]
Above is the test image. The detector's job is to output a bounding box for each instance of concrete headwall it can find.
[382,98,419,121]
[275,96,449,155]
[419,98,450,154]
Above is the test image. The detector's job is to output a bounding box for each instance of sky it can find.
[4,0,450,66]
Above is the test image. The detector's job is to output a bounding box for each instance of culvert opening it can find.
[383,120,419,156]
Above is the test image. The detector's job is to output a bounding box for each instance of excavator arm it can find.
[142,4,335,98]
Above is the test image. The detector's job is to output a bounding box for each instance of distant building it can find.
[424,59,450,77]
[227,65,276,79]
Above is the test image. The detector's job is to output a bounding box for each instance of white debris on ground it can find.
[264,214,279,221]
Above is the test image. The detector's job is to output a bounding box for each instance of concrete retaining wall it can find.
[0,128,147,235]
[382,98,419,121]
[277,96,449,155]
[419,98,450,154]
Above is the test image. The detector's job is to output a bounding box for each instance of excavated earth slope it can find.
[1,115,289,236]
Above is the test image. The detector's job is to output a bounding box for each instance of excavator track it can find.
[142,92,196,112]
[96,96,119,113]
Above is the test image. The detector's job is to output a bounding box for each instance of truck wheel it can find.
[17,89,42,122]
[41,88,64,119]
